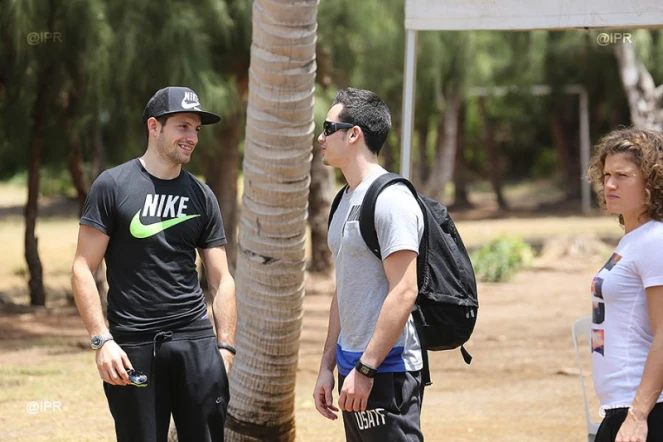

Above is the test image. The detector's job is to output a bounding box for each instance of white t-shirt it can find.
[591,220,663,411]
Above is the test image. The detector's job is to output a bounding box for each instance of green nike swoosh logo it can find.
[129,211,200,239]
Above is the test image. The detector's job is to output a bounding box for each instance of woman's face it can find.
[603,153,647,221]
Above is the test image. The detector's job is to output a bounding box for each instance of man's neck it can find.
[342,158,382,191]
[140,149,181,180]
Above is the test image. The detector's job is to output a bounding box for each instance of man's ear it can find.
[348,126,361,144]
[147,117,161,138]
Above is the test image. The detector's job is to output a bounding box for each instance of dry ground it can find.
[0,182,618,441]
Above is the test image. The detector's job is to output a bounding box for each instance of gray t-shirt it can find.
[329,167,424,376]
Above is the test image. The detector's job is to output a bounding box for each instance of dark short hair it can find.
[587,127,663,225]
[144,114,172,143]
[332,88,391,155]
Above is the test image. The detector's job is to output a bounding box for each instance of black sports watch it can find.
[355,360,377,378]
[91,334,114,350]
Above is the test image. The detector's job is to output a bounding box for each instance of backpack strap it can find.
[328,185,349,229]
[412,306,433,386]
[358,174,431,287]
[358,173,422,259]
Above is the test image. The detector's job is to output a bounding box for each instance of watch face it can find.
[91,337,101,346]
[360,366,369,375]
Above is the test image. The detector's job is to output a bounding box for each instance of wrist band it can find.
[216,343,237,355]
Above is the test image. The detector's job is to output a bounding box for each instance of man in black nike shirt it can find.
[71,86,237,442]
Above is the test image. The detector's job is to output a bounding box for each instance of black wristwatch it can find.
[355,360,377,378]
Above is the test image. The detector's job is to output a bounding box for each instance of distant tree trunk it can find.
[381,140,395,172]
[308,139,334,274]
[25,77,49,307]
[315,43,332,88]
[90,124,106,179]
[452,102,472,209]
[425,90,461,202]
[67,123,89,209]
[551,99,581,200]
[614,43,663,131]
[203,115,243,273]
[415,120,430,189]
[478,96,508,210]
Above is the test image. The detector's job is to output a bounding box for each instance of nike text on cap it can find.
[142,86,221,125]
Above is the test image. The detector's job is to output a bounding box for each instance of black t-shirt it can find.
[80,159,226,333]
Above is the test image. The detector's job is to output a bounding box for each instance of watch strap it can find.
[355,359,377,378]
[216,343,237,355]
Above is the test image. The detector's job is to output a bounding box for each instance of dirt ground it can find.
[0,183,614,441]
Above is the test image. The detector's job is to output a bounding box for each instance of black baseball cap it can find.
[142,86,221,125]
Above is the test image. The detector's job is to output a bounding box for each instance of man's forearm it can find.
[360,286,418,368]
[71,261,108,338]
[212,276,237,345]
[320,292,341,372]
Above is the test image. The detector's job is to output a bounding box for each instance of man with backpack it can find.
[312,88,426,441]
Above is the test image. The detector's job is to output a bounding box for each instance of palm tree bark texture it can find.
[225,1,319,441]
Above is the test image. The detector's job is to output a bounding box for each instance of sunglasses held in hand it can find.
[127,369,148,387]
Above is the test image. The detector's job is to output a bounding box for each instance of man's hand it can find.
[95,341,132,386]
[219,349,234,376]
[338,369,374,412]
[313,368,339,420]
[616,411,648,442]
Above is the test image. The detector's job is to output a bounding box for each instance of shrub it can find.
[470,235,534,282]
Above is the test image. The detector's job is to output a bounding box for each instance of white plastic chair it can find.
[572,316,601,442]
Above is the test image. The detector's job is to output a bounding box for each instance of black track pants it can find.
[103,320,229,442]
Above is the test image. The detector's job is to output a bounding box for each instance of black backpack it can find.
[328,173,478,386]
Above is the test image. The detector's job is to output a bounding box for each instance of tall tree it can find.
[615,32,663,131]
[225,1,319,440]
[478,96,508,210]
[6,0,66,306]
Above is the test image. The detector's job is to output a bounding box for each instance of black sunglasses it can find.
[322,120,356,137]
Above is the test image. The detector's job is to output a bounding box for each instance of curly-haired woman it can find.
[587,128,663,442]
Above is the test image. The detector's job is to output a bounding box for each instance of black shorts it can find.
[595,402,663,442]
[103,319,229,442]
[338,371,424,442]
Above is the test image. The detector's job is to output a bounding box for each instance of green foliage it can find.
[1,1,660,190]
[470,235,534,282]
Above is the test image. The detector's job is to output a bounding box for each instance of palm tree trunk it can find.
[225,1,319,440]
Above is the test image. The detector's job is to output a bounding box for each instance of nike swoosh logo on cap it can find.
[181,98,202,110]
[129,211,200,239]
